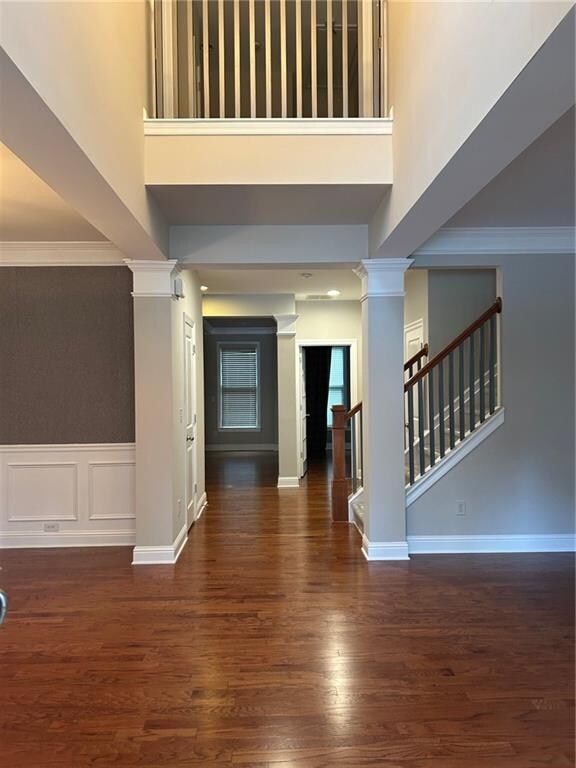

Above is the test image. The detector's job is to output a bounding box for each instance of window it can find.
[218,343,260,430]
[326,347,346,427]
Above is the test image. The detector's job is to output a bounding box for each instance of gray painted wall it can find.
[0,266,134,444]
[427,269,496,355]
[409,252,575,536]
[404,269,429,341]
[204,328,278,449]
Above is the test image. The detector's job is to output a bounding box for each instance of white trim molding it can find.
[274,313,299,337]
[277,476,300,488]
[0,241,125,267]
[362,535,410,561]
[0,530,135,548]
[408,533,576,554]
[0,443,136,549]
[415,227,576,257]
[132,524,188,565]
[406,408,505,506]
[144,118,393,136]
[355,258,414,300]
[348,486,364,524]
[195,491,208,520]
[124,259,178,297]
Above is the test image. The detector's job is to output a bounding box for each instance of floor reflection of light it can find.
[324,613,352,731]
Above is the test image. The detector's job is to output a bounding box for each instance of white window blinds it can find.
[219,344,260,429]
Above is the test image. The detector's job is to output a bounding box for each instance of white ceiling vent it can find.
[303,294,334,301]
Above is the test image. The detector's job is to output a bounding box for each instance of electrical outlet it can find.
[456,501,467,517]
[44,522,60,532]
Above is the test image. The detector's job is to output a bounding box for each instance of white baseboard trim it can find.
[132,524,188,565]
[206,444,278,452]
[348,486,364,523]
[406,408,505,505]
[362,535,410,561]
[277,476,300,488]
[195,491,208,520]
[408,533,576,554]
[0,530,135,548]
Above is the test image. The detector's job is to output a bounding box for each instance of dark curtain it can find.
[305,346,332,456]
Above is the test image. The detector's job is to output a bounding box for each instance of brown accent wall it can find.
[0,267,134,444]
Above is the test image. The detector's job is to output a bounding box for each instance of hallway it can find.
[0,454,573,767]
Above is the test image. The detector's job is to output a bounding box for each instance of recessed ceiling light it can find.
[326,289,341,297]
[200,285,209,292]
[300,272,313,278]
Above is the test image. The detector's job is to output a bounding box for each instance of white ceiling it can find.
[0,142,105,241]
[149,184,387,225]
[447,107,575,228]
[195,267,362,300]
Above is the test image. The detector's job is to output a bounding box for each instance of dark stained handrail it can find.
[404,344,428,372]
[345,401,362,421]
[404,298,502,391]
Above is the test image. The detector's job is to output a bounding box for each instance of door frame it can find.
[183,313,198,530]
[295,339,358,478]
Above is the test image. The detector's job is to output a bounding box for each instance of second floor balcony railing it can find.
[150,0,388,120]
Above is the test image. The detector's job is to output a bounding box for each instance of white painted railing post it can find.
[357,0,374,117]
[160,0,178,118]
[154,0,386,120]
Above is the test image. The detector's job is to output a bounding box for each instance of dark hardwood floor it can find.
[0,452,573,767]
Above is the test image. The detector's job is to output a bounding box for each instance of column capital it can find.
[355,258,414,300]
[124,259,178,298]
[274,314,299,337]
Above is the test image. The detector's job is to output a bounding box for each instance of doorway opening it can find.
[299,343,353,479]
[203,316,279,489]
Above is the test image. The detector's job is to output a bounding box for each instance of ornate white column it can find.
[356,259,413,560]
[124,260,186,564]
[274,314,300,488]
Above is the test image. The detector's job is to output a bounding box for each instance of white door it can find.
[299,347,308,477]
[404,319,425,368]
[184,317,197,528]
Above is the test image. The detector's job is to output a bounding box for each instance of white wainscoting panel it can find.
[88,461,136,521]
[0,444,136,548]
[7,462,78,521]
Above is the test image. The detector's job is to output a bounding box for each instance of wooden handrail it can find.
[346,401,363,420]
[404,344,428,372]
[405,298,502,391]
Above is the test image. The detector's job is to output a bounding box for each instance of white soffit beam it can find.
[0,49,168,261]
[371,8,575,259]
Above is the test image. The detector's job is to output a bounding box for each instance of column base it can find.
[362,535,410,561]
[132,524,188,565]
[277,476,300,488]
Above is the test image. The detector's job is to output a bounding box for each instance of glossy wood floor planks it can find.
[0,452,573,767]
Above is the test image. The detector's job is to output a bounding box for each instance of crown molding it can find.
[355,258,414,299]
[0,241,125,267]
[274,313,299,336]
[124,259,178,297]
[144,118,393,136]
[415,227,576,257]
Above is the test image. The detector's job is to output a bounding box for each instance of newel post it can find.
[331,405,349,522]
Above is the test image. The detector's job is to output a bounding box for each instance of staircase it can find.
[331,299,503,528]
